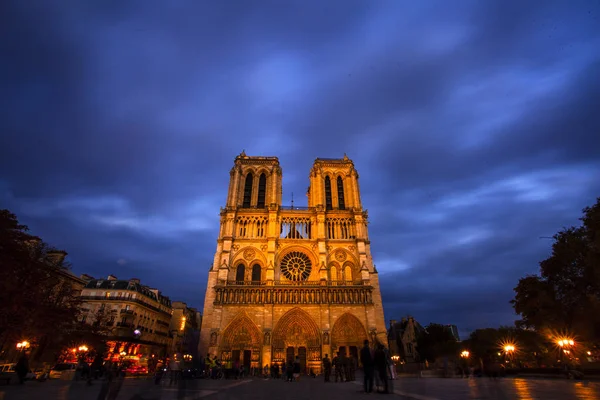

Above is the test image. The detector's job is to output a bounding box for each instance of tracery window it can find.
[243,173,253,208]
[236,264,245,282]
[251,264,261,282]
[257,173,267,208]
[280,251,312,281]
[325,176,333,210]
[337,176,345,210]
[280,216,311,239]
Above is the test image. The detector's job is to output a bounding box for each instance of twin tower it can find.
[199,152,387,373]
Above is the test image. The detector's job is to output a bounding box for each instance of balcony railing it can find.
[214,285,373,306]
[79,295,171,316]
[280,206,311,211]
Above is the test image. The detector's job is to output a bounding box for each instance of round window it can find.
[280,251,312,281]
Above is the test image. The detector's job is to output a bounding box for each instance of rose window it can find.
[280,251,312,281]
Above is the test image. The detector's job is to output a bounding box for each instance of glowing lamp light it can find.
[78,345,88,352]
[180,316,186,331]
[460,350,470,358]
[587,351,592,356]
[504,345,515,353]
[16,341,30,349]
[133,329,141,335]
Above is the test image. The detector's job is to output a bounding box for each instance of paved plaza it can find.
[1,375,600,400]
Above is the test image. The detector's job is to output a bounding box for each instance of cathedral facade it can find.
[199,153,387,373]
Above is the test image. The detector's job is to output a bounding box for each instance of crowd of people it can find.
[198,340,396,394]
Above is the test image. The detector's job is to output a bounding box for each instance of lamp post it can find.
[557,338,575,364]
[16,341,30,351]
[503,344,516,368]
[460,351,470,378]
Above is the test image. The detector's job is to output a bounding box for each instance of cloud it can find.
[1,0,599,336]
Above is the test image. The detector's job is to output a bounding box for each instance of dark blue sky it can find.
[2,1,599,339]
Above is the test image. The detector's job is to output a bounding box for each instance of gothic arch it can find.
[272,308,321,349]
[219,313,262,352]
[328,261,340,281]
[231,246,268,269]
[327,248,359,268]
[331,313,368,350]
[229,260,247,281]
[342,261,356,282]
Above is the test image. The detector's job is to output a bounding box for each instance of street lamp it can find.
[460,350,470,358]
[503,345,515,354]
[16,341,30,350]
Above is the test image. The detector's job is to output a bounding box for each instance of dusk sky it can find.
[2,1,599,339]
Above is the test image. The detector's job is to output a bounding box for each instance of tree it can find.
[0,210,82,358]
[512,197,600,343]
[416,323,459,362]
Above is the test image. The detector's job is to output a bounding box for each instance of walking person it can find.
[333,352,344,382]
[374,344,389,393]
[360,340,374,393]
[15,353,29,384]
[322,354,332,382]
[169,355,181,385]
[292,356,301,381]
[286,359,294,382]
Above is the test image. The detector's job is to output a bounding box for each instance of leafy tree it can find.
[511,197,600,343]
[0,209,82,359]
[416,323,459,362]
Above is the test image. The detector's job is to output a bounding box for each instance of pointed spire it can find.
[320,261,327,271]
[361,261,368,271]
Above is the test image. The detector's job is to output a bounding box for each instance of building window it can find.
[125,305,130,311]
[105,292,110,298]
[325,176,332,210]
[251,264,261,282]
[242,173,253,208]
[236,264,245,282]
[337,176,345,210]
[407,343,413,355]
[257,173,266,208]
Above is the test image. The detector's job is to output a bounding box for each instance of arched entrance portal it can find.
[272,308,321,374]
[331,313,368,362]
[219,314,262,371]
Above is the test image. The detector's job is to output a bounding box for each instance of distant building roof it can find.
[84,278,172,307]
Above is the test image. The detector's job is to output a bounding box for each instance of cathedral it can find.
[199,152,387,373]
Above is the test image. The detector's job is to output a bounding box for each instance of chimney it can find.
[46,250,68,265]
[107,275,118,281]
[390,319,397,327]
[129,278,140,284]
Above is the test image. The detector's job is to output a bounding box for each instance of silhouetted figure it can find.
[15,354,29,384]
[374,344,389,393]
[360,340,374,393]
[322,354,332,382]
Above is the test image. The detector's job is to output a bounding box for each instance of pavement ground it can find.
[1,374,600,400]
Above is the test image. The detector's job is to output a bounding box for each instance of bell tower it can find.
[307,154,362,210]
[226,151,282,209]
